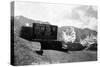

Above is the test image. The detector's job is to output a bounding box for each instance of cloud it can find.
[64,5,98,31]
[15,2,97,31]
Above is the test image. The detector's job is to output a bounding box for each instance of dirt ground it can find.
[42,50,97,63]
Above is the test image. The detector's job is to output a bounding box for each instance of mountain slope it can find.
[57,26,97,46]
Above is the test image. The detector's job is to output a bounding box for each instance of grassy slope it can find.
[43,50,97,63]
[14,36,53,65]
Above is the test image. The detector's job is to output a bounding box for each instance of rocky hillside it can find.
[57,26,97,46]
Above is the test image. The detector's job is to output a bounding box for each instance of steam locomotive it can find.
[20,23,85,55]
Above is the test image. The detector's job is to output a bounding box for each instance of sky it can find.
[15,1,98,31]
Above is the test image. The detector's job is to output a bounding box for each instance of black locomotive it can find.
[20,23,90,55]
[20,23,69,55]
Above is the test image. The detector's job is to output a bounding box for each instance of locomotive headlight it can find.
[25,23,30,27]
